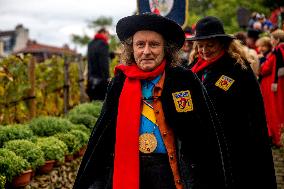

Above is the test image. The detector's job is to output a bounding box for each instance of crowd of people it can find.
[77,9,282,188]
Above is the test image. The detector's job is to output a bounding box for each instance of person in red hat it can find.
[73,13,231,189]
[188,16,276,189]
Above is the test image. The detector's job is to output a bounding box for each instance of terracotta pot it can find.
[74,146,87,158]
[38,160,55,174]
[78,146,87,156]
[31,170,36,178]
[65,154,74,162]
[12,169,32,188]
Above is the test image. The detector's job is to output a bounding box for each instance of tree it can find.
[70,16,115,51]
[87,16,113,29]
[71,34,90,47]
[187,0,272,33]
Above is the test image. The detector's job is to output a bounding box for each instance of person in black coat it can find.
[188,16,277,189]
[73,13,232,189]
[86,28,110,101]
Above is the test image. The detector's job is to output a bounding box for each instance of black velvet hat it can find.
[187,16,235,41]
[116,13,185,49]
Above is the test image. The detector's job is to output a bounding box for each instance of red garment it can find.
[191,51,225,73]
[260,52,281,146]
[275,44,284,128]
[269,8,280,25]
[113,60,166,189]
[94,33,108,44]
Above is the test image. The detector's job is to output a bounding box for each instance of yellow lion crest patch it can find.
[172,90,193,112]
[215,75,235,91]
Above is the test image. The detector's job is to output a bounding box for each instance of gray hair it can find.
[119,37,181,67]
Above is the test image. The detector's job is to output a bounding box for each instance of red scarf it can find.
[94,33,108,44]
[191,50,225,73]
[113,60,166,189]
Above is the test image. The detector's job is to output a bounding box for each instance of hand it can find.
[271,83,278,92]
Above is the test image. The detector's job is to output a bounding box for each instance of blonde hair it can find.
[189,38,256,69]
[271,29,284,42]
[256,36,273,50]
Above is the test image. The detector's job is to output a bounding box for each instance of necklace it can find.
[139,133,157,153]
[139,99,158,153]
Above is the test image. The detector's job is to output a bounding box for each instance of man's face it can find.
[182,41,193,53]
[195,38,224,60]
[133,30,165,72]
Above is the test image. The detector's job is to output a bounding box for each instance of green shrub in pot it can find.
[29,116,73,136]
[36,137,68,163]
[0,124,33,147]
[4,140,45,170]
[0,148,30,182]
[69,130,89,148]
[70,124,91,136]
[67,102,103,118]
[0,175,6,189]
[54,133,80,155]
[67,114,97,129]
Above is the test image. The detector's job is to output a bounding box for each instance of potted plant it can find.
[0,175,6,189]
[29,116,73,137]
[67,102,103,118]
[70,124,91,136]
[0,148,31,188]
[0,124,34,147]
[66,102,103,129]
[4,139,45,174]
[67,114,97,129]
[69,130,89,157]
[36,137,68,173]
[54,133,81,162]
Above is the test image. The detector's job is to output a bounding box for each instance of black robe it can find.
[86,38,110,101]
[189,54,277,189]
[73,66,232,189]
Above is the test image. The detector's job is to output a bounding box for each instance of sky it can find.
[0,0,137,54]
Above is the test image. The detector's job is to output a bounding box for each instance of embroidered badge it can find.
[172,90,193,112]
[215,75,235,91]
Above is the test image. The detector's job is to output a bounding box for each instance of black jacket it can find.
[73,66,231,189]
[189,54,277,189]
[87,38,110,100]
[87,38,109,80]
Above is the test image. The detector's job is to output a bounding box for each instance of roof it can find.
[0,31,15,37]
[15,40,78,56]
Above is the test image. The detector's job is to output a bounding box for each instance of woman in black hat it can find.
[73,13,231,189]
[188,16,277,189]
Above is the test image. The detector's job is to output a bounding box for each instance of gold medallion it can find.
[139,133,157,153]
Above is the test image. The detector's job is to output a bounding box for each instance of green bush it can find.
[4,140,45,170]
[36,137,68,163]
[69,130,89,148]
[54,133,81,155]
[0,124,34,147]
[0,148,30,182]
[67,102,102,118]
[29,116,73,136]
[0,175,5,189]
[70,124,91,136]
[67,114,97,129]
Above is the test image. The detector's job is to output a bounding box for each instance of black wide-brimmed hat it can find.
[116,13,185,49]
[187,16,235,41]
